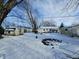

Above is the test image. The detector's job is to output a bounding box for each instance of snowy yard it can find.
[0,33,79,59]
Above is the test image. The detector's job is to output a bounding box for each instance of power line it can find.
[61,0,79,14]
[61,0,73,14]
[39,15,79,19]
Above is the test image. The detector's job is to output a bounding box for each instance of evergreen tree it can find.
[60,23,64,28]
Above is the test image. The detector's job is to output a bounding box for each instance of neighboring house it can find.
[38,26,59,33]
[19,28,24,35]
[38,20,59,33]
[59,24,79,37]
[67,25,79,36]
[4,27,24,36]
[59,27,73,36]
[4,28,20,36]
[24,27,32,32]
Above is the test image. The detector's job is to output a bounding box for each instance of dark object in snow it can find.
[42,38,62,46]
[52,47,54,49]
[42,38,51,46]
[36,36,38,39]
[0,26,4,38]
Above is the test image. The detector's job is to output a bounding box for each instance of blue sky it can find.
[2,0,79,27]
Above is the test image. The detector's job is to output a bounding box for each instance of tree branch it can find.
[0,0,23,25]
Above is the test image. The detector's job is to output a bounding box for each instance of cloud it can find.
[30,0,79,26]
[3,0,79,27]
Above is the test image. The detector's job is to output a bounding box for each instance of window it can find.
[50,29,52,31]
[43,29,45,31]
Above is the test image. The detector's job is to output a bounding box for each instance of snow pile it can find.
[0,33,79,59]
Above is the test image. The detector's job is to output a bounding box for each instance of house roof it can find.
[40,26,58,29]
[5,28,15,31]
[66,24,79,28]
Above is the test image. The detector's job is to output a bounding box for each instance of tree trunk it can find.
[0,0,16,25]
[32,19,38,33]
[0,0,23,37]
[32,26,38,33]
[0,0,16,37]
[26,2,38,33]
[0,0,3,5]
[32,29,38,33]
[0,0,3,12]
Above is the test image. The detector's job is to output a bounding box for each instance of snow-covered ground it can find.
[0,33,79,59]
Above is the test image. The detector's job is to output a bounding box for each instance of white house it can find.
[60,24,79,36]
[4,27,24,36]
[38,20,59,33]
[38,26,59,33]
[67,25,79,36]
[4,28,20,36]
[24,27,32,32]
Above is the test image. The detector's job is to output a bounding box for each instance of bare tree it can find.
[17,0,38,33]
[0,0,23,36]
[0,0,23,25]
[41,20,56,27]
